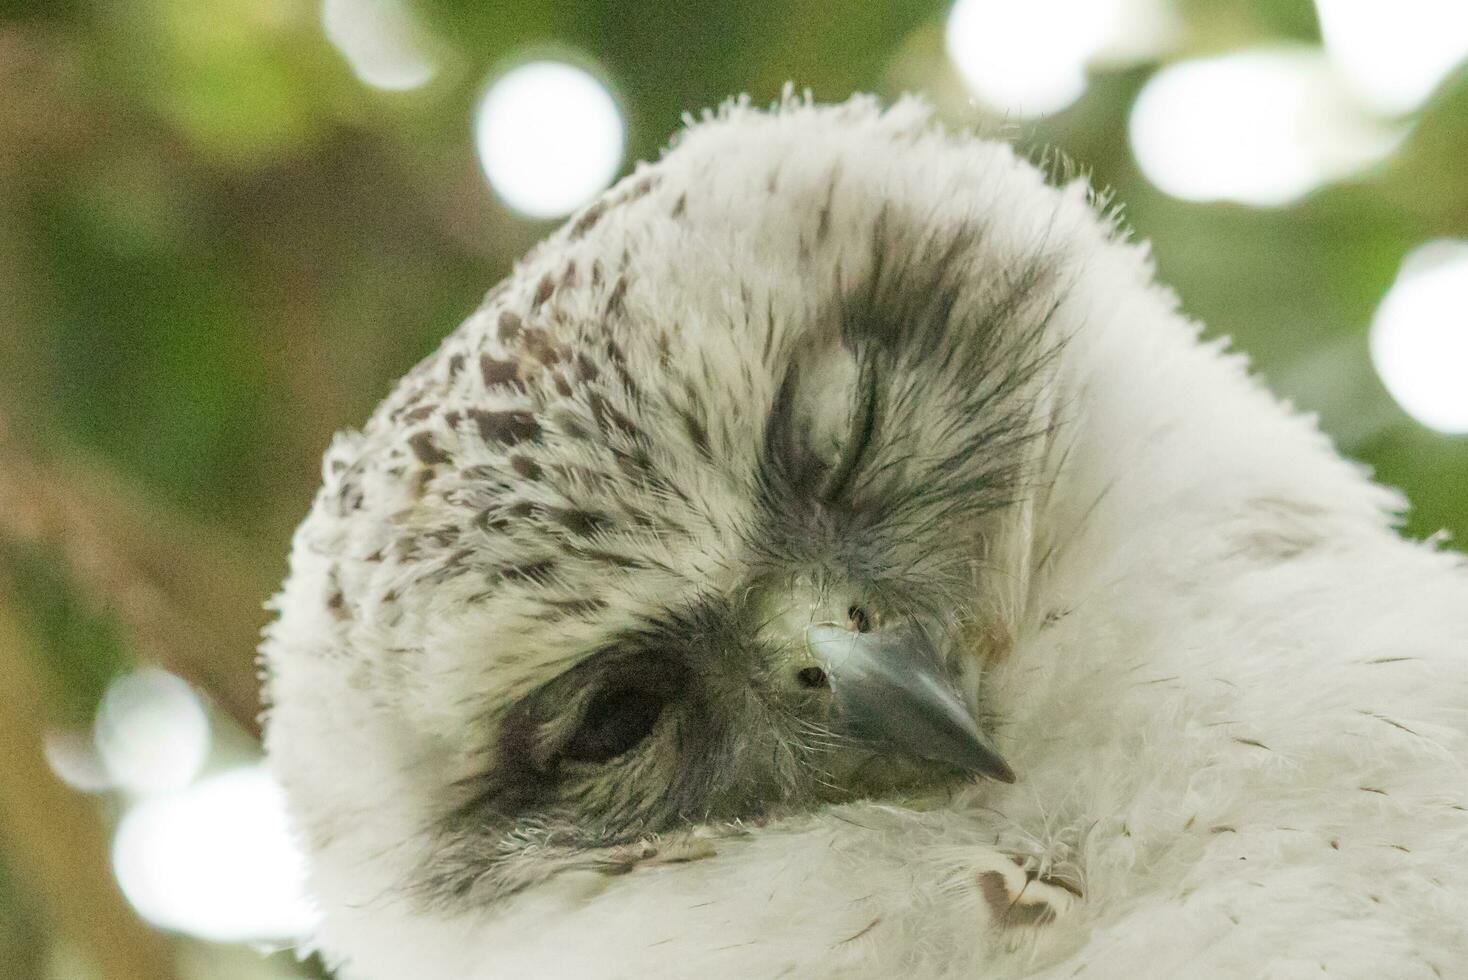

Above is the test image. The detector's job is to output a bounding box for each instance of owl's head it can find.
[263,94,1139,951]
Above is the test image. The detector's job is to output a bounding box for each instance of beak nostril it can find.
[796,666,830,690]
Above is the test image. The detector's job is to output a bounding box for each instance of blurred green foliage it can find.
[4,547,129,726]
[3,0,1463,553]
[4,0,1463,547]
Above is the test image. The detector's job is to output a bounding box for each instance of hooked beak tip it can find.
[805,622,1016,785]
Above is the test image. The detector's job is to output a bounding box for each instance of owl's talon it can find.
[973,854,1079,929]
[600,836,718,875]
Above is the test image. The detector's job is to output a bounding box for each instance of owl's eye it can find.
[562,687,666,763]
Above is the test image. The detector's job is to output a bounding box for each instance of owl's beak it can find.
[805,623,1015,784]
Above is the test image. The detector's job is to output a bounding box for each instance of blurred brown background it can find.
[2,0,1465,976]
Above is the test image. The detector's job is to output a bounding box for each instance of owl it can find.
[261,95,1468,979]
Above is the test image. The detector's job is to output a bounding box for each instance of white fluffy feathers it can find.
[262,95,1468,979]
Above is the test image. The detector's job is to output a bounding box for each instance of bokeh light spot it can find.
[322,0,437,92]
[1316,0,1468,116]
[1369,240,1468,434]
[1129,48,1404,206]
[475,61,625,219]
[113,766,318,943]
[94,668,210,796]
[945,0,1176,117]
[44,727,113,794]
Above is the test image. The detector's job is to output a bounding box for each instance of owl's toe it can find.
[973,854,1081,929]
[599,836,719,875]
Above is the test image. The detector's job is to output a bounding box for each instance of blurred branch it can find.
[0,408,268,739]
[0,570,179,980]
[0,854,46,980]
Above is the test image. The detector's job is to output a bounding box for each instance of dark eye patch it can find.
[562,687,666,763]
[451,616,715,846]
